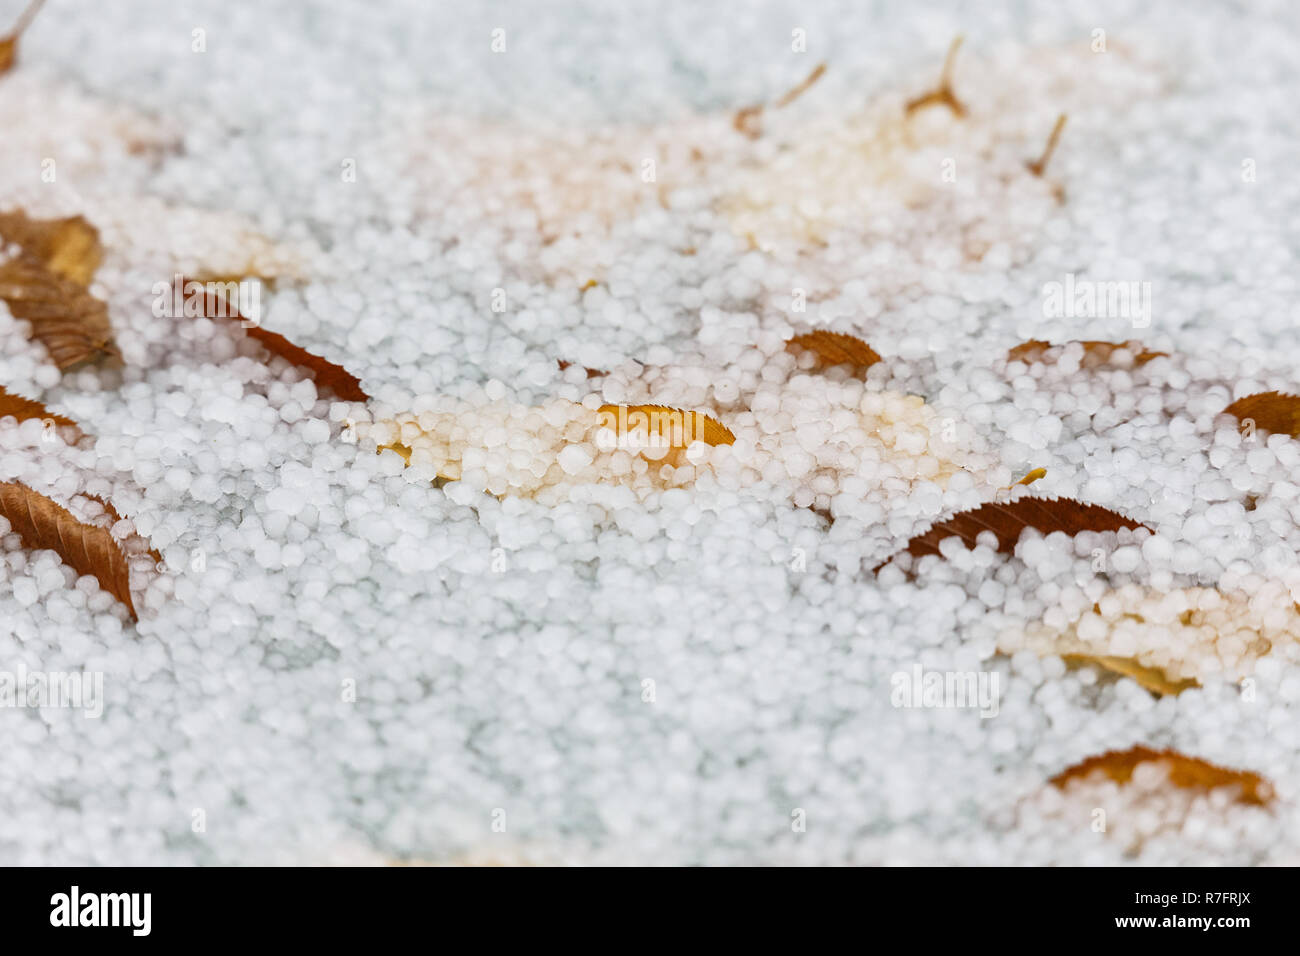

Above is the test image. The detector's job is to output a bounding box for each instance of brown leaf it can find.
[0,210,118,370]
[1061,654,1200,696]
[182,277,368,402]
[0,0,45,76]
[786,331,882,373]
[557,359,606,379]
[1050,745,1273,806]
[874,495,1148,573]
[246,326,367,401]
[0,384,77,429]
[0,211,102,284]
[0,481,138,621]
[1222,391,1300,438]
[1006,339,1166,368]
[81,494,163,567]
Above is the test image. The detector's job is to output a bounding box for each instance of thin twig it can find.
[905,35,966,118]
[733,61,828,139]
[1026,113,1068,177]
[11,0,46,36]
[773,61,827,108]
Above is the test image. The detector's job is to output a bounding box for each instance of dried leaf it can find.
[1062,654,1200,696]
[1222,391,1300,438]
[875,496,1148,573]
[557,359,606,379]
[905,36,966,118]
[0,384,77,429]
[0,0,45,76]
[82,493,163,567]
[0,211,102,284]
[1006,339,1166,368]
[184,278,368,401]
[0,257,117,370]
[1013,467,1046,487]
[0,210,117,370]
[1007,583,1289,687]
[246,326,367,401]
[1050,746,1273,806]
[0,481,137,620]
[598,404,735,457]
[786,331,882,373]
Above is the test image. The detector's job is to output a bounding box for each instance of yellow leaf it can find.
[1062,654,1199,696]
[1051,746,1273,806]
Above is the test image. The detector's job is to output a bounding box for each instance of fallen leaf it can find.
[0,0,45,76]
[786,331,882,373]
[81,493,163,567]
[875,496,1148,573]
[1006,339,1166,368]
[1061,654,1200,696]
[1012,467,1046,487]
[1050,745,1273,806]
[0,481,138,620]
[1006,582,1289,687]
[1222,391,1300,438]
[0,210,102,285]
[0,210,117,370]
[0,254,118,370]
[0,384,77,429]
[557,359,606,379]
[246,326,367,401]
[598,403,735,468]
[184,277,368,401]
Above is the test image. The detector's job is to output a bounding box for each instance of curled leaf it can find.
[1051,746,1273,806]
[0,210,117,370]
[875,496,1148,573]
[786,331,882,373]
[82,493,163,567]
[1012,467,1046,487]
[0,211,102,285]
[1061,654,1199,697]
[0,384,77,429]
[0,481,138,620]
[183,277,368,401]
[1006,339,1166,368]
[246,325,367,401]
[1222,391,1300,438]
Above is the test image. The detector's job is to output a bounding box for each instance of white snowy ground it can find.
[1,0,1299,864]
